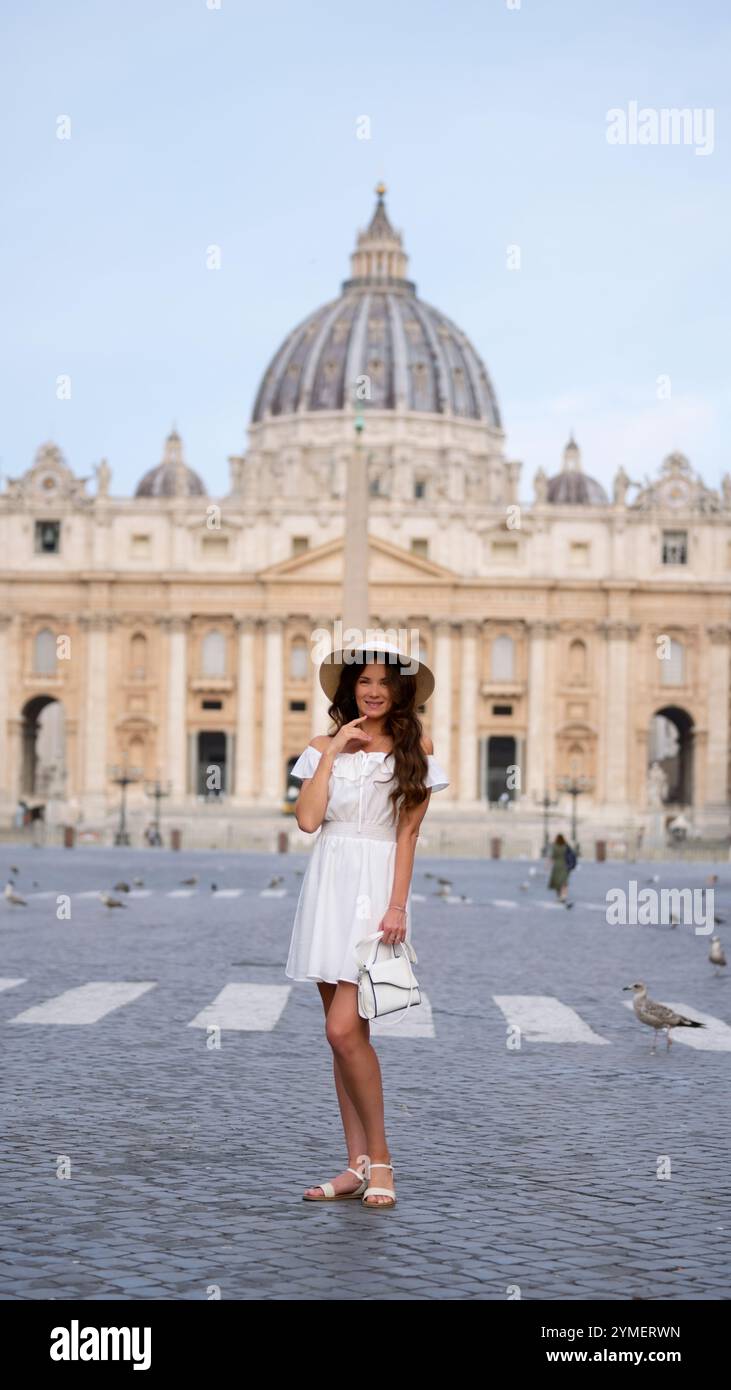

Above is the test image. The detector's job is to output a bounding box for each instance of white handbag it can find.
[355,931,421,1027]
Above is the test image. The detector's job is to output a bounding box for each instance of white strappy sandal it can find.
[303,1154,370,1202]
[362,1160,396,1209]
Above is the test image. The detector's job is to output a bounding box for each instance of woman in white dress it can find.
[285,640,449,1209]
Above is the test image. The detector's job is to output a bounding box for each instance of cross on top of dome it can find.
[344,185,414,292]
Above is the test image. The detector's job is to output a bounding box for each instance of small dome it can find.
[546,435,608,506]
[135,429,207,498]
[251,187,501,427]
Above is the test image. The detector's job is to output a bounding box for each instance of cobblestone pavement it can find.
[1,847,729,1301]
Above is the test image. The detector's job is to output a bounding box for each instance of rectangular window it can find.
[492,704,513,716]
[410,538,429,558]
[291,536,309,555]
[201,536,229,559]
[569,542,590,567]
[202,699,223,710]
[662,530,687,565]
[289,700,307,712]
[130,533,151,557]
[413,480,426,499]
[491,541,519,563]
[34,520,61,554]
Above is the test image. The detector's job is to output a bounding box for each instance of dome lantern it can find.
[343,183,414,292]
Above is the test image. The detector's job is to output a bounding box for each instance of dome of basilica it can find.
[546,436,609,505]
[251,186,501,428]
[135,429,207,498]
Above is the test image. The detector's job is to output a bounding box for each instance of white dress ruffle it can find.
[284,746,449,984]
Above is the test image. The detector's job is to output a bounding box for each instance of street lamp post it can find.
[556,774,594,854]
[108,756,144,847]
[144,772,172,847]
[533,789,559,857]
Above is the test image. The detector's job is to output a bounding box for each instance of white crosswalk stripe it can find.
[76,890,108,899]
[623,1000,731,1050]
[535,900,567,911]
[189,983,290,1032]
[8,981,157,1025]
[167,889,196,897]
[490,899,518,908]
[494,994,611,1044]
[127,889,152,898]
[0,978,26,993]
[211,889,242,898]
[260,888,287,898]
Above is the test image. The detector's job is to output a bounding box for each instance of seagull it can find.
[713,913,726,926]
[707,874,719,887]
[180,876,198,886]
[268,875,284,889]
[623,982,705,1052]
[424,871,434,880]
[133,877,145,887]
[113,881,130,893]
[437,877,452,889]
[210,882,218,892]
[520,881,530,891]
[10,864,19,875]
[4,882,27,906]
[99,892,126,909]
[710,938,727,975]
[646,874,661,885]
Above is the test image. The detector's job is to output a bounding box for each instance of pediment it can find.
[259,535,458,584]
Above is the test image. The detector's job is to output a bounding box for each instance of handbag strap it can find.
[354,931,419,1028]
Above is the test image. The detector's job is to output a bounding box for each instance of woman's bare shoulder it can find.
[309,734,334,752]
[420,734,434,756]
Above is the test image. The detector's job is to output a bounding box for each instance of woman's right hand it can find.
[329,715,372,757]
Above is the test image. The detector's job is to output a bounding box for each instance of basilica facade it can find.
[1,189,730,846]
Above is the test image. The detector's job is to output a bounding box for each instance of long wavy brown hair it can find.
[326,653,429,819]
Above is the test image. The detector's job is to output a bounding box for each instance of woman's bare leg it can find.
[302,981,371,1198]
[324,982,395,1206]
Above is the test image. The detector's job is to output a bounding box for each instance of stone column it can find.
[310,616,333,737]
[80,615,111,807]
[432,621,453,796]
[261,617,284,802]
[0,617,11,809]
[526,621,553,797]
[458,620,480,802]
[234,618,256,800]
[599,621,639,809]
[161,617,189,800]
[706,625,730,806]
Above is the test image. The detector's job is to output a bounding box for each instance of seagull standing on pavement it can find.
[623,981,705,1052]
[4,881,27,906]
[99,892,127,909]
[710,937,727,975]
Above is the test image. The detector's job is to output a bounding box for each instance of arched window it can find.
[34,628,56,675]
[201,629,226,678]
[660,639,685,686]
[568,639,587,685]
[128,737,145,775]
[568,744,585,777]
[130,632,147,681]
[290,638,308,680]
[491,634,515,681]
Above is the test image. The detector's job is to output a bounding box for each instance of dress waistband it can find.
[320,820,397,843]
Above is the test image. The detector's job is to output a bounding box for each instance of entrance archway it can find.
[648,706,694,804]
[21,696,66,798]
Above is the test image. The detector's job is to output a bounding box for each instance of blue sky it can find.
[1,0,728,501]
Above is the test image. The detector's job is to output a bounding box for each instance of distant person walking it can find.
[548,832,576,903]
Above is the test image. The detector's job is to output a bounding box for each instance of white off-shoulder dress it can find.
[285,746,450,984]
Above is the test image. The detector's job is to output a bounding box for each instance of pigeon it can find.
[99,892,126,909]
[623,982,705,1052]
[565,900,574,910]
[10,865,19,875]
[710,937,727,975]
[180,876,198,886]
[424,871,434,880]
[646,875,661,885]
[133,877,144,887]
[707,874,719,887]
[4,882,27,906]
[268,875,284,889]
[113,881,130,893]
[713,913,726,926]
[211,883,218,892]
[520,882,529,891]
[437,877,452,889]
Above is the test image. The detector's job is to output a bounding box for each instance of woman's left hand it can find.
[379,905,408,946]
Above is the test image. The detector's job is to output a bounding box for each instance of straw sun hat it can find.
[318,640,435,706]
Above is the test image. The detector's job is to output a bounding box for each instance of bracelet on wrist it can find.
[390,904,407,912]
